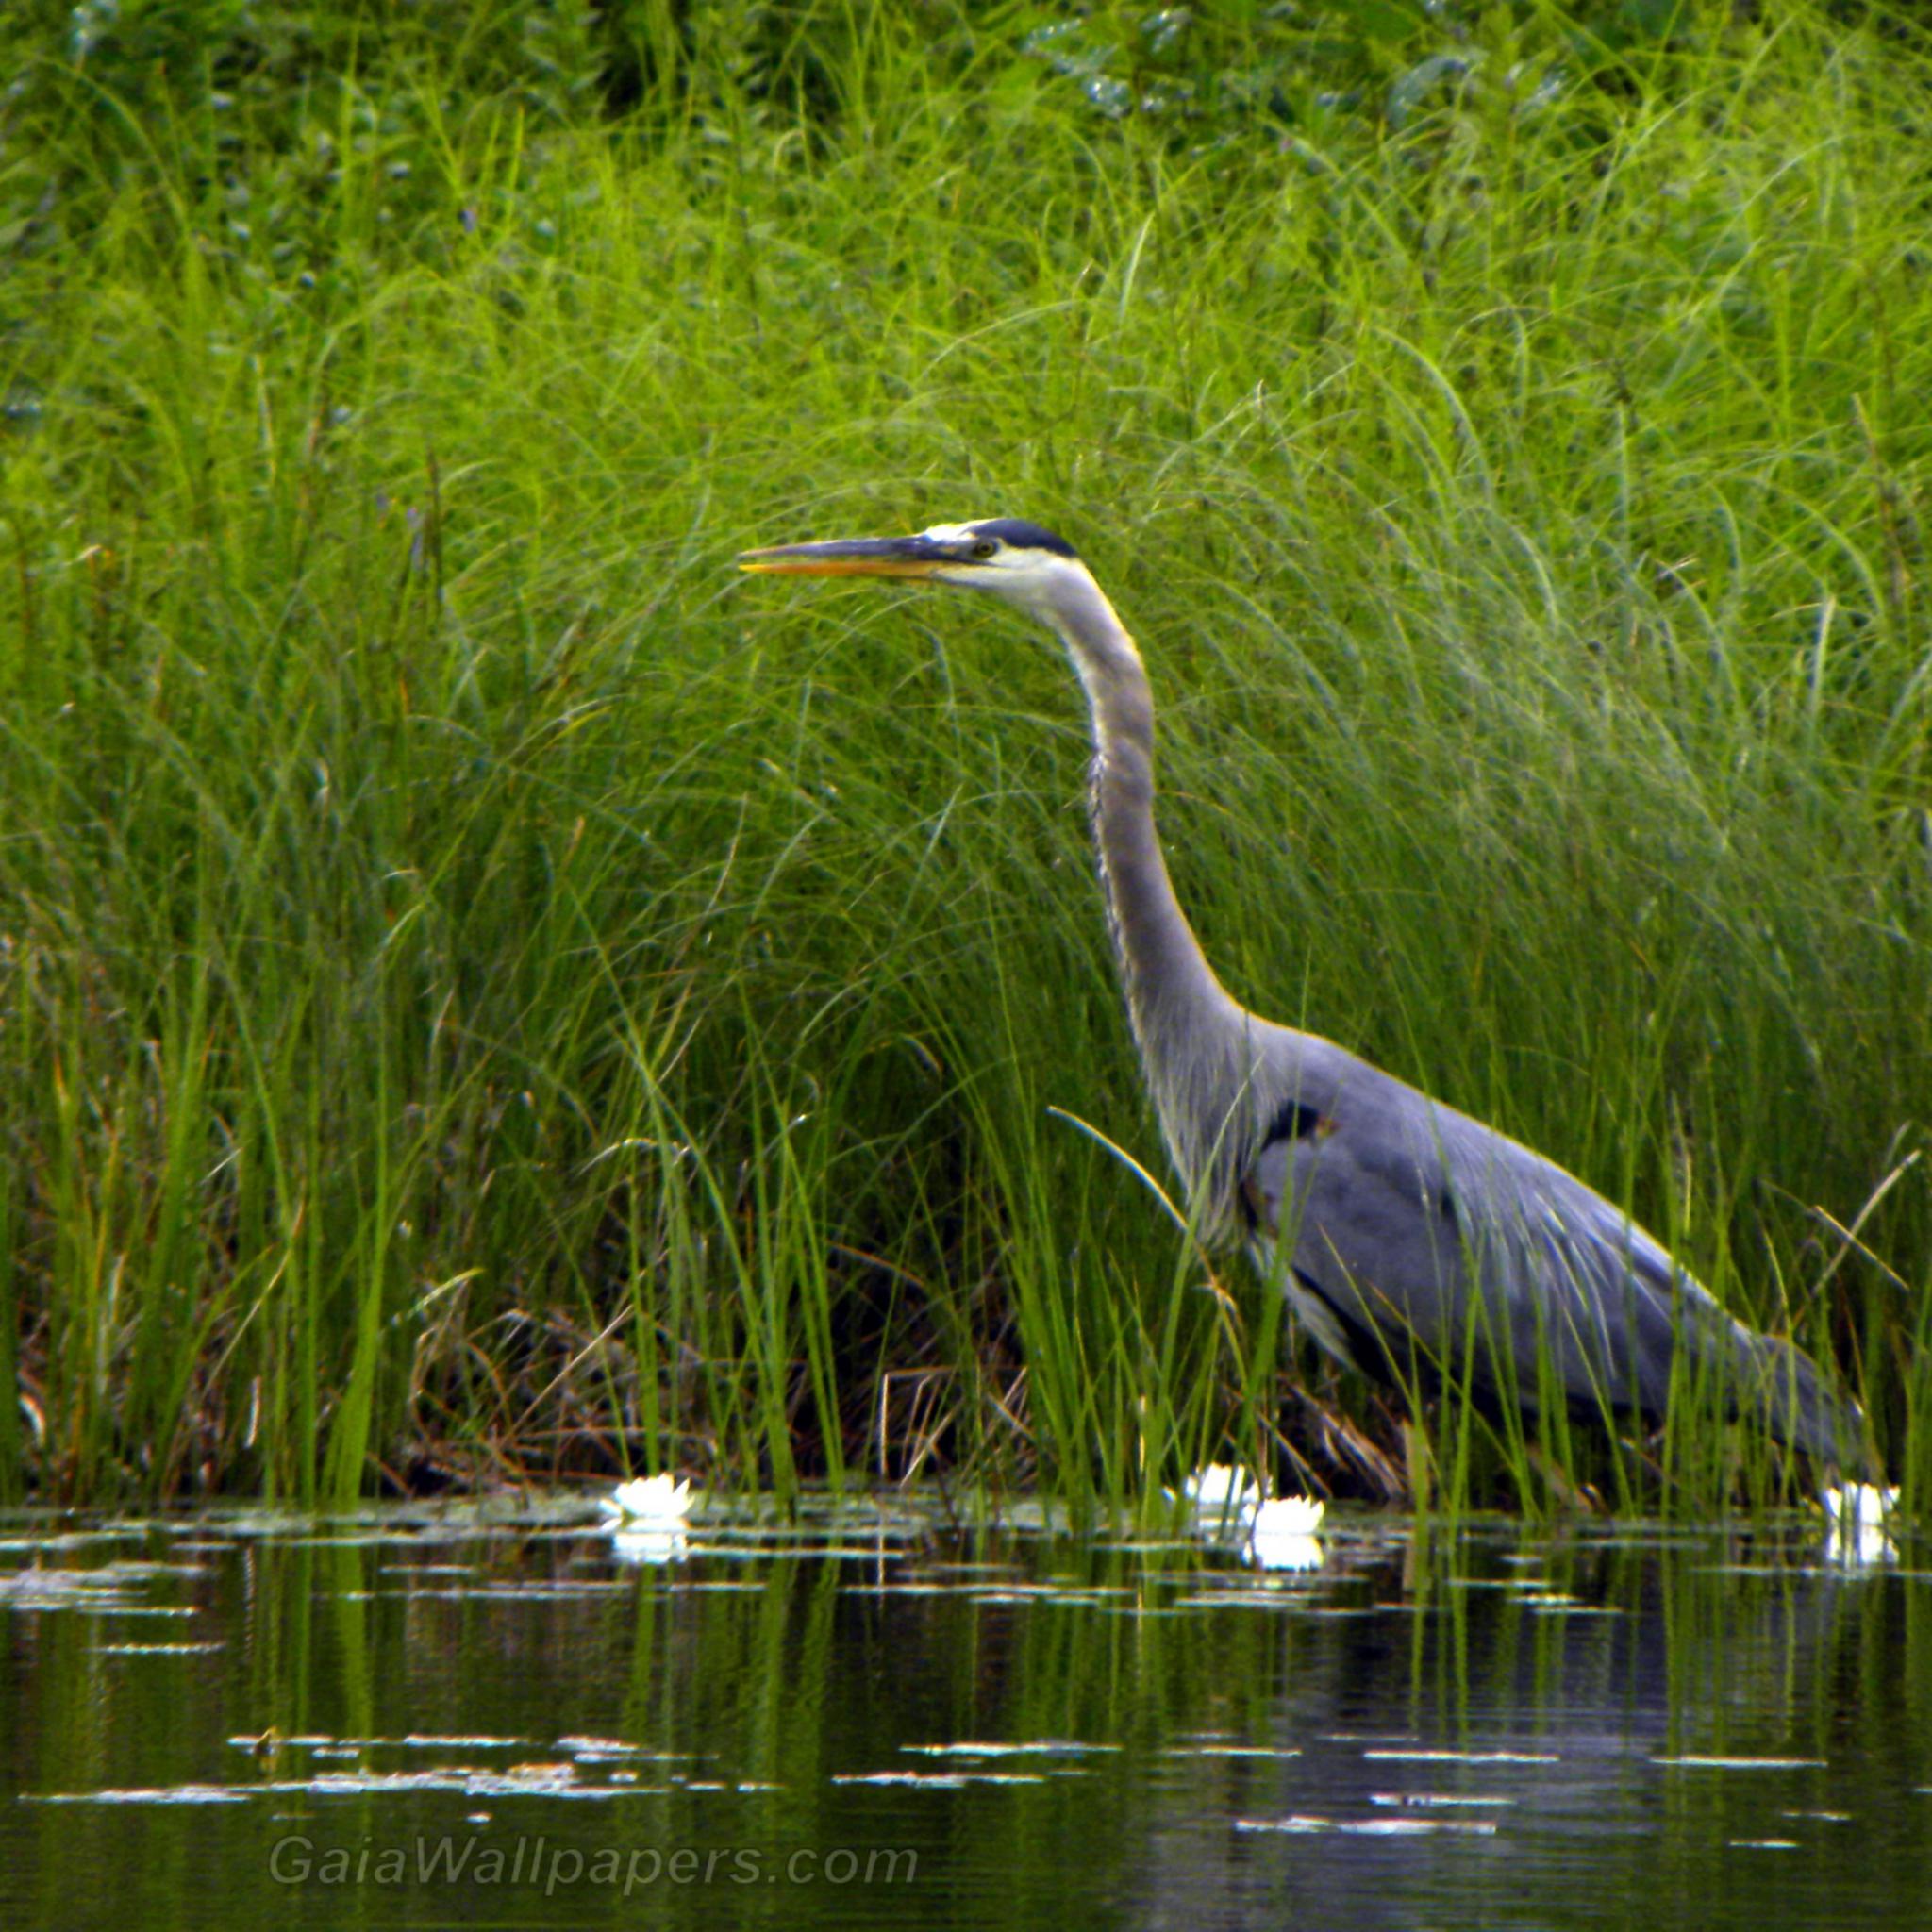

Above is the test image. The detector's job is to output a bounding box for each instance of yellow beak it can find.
[736,534,958,579]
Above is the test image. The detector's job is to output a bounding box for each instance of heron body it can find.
[740,518,1863,1465]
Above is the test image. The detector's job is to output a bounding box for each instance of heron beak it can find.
[736,534,951,580]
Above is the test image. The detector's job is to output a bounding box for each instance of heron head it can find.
[738,518,1085,618]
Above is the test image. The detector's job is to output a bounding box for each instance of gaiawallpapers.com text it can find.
[269,1834,916,1896]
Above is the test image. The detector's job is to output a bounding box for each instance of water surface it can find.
[2,1494,1926,1929]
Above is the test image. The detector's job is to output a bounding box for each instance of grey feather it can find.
[1237,1034,1857,1460]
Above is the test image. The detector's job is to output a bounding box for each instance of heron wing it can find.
[1244,1075,1757,1426]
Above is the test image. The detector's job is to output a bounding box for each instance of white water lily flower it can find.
[1181,1464,1261,1520]
[1821,1481,1897,1531]
[1173,1469,1325,1568]
[600,1473,693,1524]
[1822,1481,1899,1567]
[1246,1495,1326,1573]
[1249,1494,1325,1537]
[1250,1530,1326,1574]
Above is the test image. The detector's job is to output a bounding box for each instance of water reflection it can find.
[0,1498,1926,1930]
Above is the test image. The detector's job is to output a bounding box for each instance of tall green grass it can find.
[1,1,1927,1510]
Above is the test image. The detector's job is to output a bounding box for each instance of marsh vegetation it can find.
[2,0,1927,1512]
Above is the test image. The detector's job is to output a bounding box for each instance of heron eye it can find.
[968,540,998,559]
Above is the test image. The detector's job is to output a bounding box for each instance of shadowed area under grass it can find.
[0,1,1927,1511]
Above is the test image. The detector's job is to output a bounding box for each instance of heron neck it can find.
[1046,575,1249,1186]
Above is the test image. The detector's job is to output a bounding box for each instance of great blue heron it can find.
[740,517,1865,1467]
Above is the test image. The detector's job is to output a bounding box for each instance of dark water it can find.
[2,1494,1927,1931]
